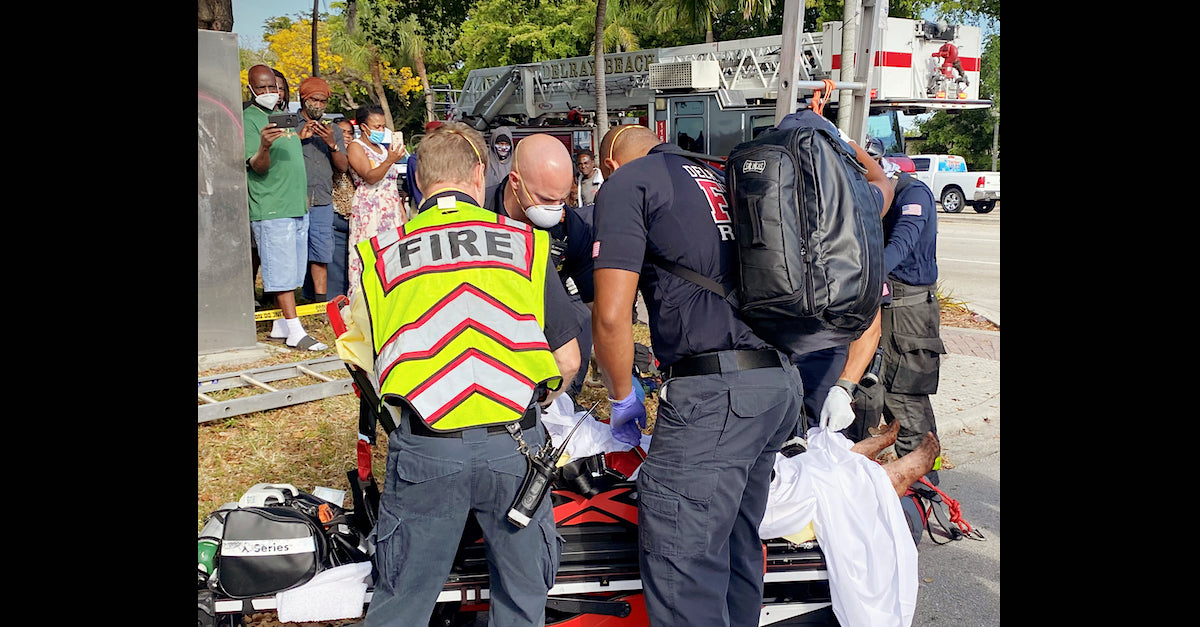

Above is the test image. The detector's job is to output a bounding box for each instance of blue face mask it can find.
[368,129,387,145]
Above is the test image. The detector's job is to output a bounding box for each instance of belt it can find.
[886,283,936,308]
[664,349,782,380]
[406,407,538,438]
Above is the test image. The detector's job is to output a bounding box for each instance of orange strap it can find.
[810,79,836,115]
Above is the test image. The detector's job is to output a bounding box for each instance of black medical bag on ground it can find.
[205,490,369,600]
[213,505,330,599]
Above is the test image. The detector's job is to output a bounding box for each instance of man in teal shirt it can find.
[244,64,326,351]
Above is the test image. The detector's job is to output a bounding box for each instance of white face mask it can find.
[251,86,280,111]
[516,176,565,228]
[525,204,565,228]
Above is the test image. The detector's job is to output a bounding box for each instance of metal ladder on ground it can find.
[198,356,354,424]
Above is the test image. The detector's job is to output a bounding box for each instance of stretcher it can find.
[199,297,839,626]
[206,480,837,626]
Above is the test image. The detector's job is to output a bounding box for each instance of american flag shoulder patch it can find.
[901,203,923,216]
[592,241,601,258]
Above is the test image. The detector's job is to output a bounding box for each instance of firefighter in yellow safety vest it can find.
[336,121,583,627]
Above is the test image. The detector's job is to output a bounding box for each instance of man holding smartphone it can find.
[244,64,327,351]
[296,76,349,304]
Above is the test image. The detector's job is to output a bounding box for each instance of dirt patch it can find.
[940,305,999,331]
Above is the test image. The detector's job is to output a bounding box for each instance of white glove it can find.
[879,157,901,179]
[819,385,855,432]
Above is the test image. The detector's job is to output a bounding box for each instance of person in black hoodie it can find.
[483,125,514,200]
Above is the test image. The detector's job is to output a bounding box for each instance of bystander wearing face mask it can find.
[251,87,279,111]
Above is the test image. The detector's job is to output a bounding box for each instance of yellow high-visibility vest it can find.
[356,197,563,431]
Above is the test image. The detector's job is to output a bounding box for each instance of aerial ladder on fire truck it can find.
[447,0,990,152]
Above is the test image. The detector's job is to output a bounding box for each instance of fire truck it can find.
[444,13,992,158]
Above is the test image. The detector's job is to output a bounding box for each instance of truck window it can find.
[709,110,744,157]
[671,100,706,152]
[939,156,966,172]
[911,157,930,171]
[866,112,904,155]
[750,115,774,140]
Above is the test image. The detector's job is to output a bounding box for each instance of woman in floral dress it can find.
[345,105,407,301]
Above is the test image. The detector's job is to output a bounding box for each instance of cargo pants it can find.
[364,411,564,627]
[638,352,803,626]
[851,281,946,477]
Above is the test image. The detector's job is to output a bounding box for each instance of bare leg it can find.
[882,431,940,497]
[309,262,328,296]
[850,418,899,460]
[275,290,298,320]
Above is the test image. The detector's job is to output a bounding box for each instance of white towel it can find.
[275,561,372,623]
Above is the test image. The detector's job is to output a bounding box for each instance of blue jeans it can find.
[365,412,564,627]
[306,204,334,264]
[251,214,309,293]
[304,211,350,300]
[638,353,803,626]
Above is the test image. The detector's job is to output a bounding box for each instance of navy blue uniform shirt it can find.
[485,186,597,304]
[883,173,938,286]
[592,143,769,369]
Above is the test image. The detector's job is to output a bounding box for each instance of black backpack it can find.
[721,123,885,356]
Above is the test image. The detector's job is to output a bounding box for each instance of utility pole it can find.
[991,68,1000,170]
[311,0,320,76]
[836,1,858,132]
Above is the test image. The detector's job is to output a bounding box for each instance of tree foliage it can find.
[458,0,599,69]
[237,6,422,127]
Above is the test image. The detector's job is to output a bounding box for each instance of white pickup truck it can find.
[908,154,1000,214]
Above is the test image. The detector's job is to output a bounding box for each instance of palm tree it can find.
[649,0,730,43]
[330,1,398,128]
[390,16,436,123]
[594,0,609,142]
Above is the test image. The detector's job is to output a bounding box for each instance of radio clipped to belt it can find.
[506,400,600,528]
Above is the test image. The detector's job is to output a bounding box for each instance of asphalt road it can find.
[935,203,1000,325]
[912,202,1000,626]
[910,412,1001,626]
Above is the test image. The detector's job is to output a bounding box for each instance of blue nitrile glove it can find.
[609,381,647,448]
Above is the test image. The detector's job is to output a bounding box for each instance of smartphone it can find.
[268,112,302,130]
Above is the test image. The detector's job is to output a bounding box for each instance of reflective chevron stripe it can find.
[375,284,550,383]
[405,349,536,425]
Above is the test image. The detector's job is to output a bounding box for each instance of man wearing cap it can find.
[244,64,327,351]
[296,76,349,304]
[849,136,946,485]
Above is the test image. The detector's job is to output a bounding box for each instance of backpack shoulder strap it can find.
[645,252,742,310]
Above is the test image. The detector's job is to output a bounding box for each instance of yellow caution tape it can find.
[254,302,328,322]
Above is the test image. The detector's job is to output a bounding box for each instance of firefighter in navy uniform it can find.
[483,133,597,406]
[772,109,891,451]
[850,137,947,485]
[590,124,808,627]
[336,122,583,627]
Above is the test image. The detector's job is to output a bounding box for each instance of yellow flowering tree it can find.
[240,17,423,122]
